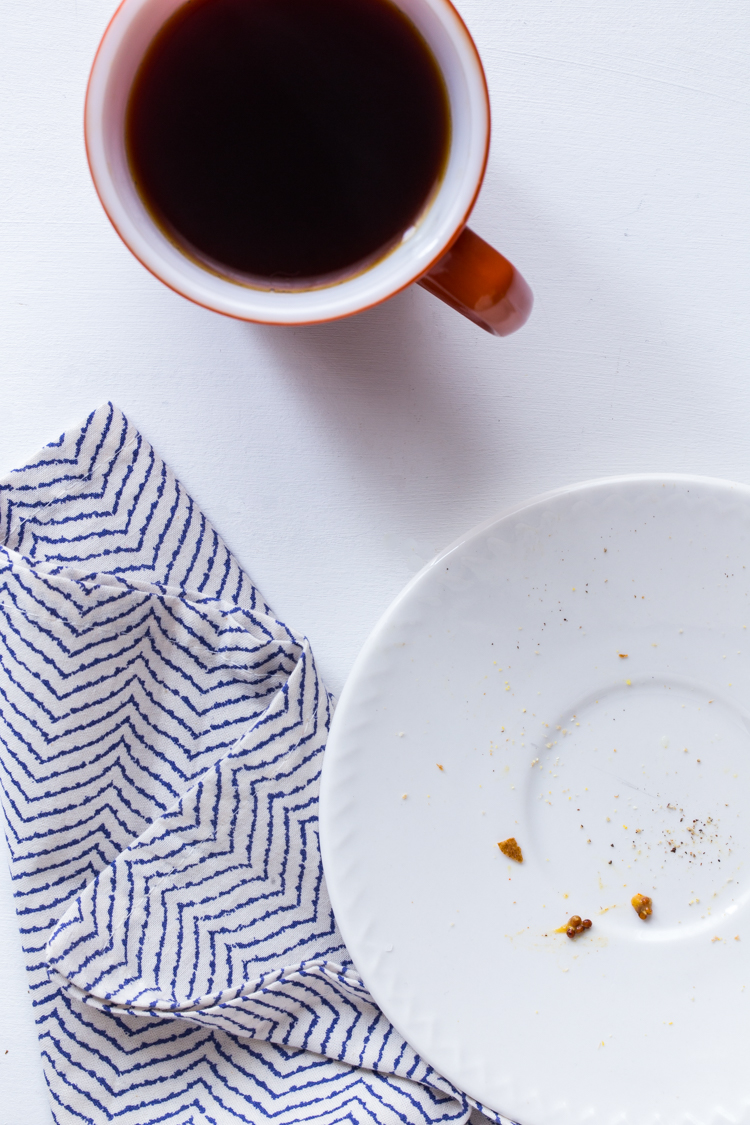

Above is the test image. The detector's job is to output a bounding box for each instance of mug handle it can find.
[417,226,533,337]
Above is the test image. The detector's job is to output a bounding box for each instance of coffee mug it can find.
[85,0,533,336]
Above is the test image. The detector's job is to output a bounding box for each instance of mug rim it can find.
[85,0,491,326]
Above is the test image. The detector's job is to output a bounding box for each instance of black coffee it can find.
[126,0,450,284]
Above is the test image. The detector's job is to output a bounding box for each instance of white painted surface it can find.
[0,0,748,1119]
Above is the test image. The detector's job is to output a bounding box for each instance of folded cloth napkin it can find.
[0,405,506,1125]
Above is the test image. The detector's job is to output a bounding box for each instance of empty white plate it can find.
[320,475,750,1125]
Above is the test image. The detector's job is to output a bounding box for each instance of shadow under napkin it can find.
[0,404,506,1125]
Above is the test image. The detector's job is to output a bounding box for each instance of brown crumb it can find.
[631,892,652,920]
[436,764,444,771]
[618,653,628,658]
[564,915,592,939]
[498,837,523,863]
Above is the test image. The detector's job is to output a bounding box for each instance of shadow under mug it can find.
[85,0,533,336]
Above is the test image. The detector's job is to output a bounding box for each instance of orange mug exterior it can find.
[85,0,532,335]
[418,226,533,336]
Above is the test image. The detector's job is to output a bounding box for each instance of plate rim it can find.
[319,471,750,1120]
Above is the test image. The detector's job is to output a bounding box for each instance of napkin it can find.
[0,405,505,1125]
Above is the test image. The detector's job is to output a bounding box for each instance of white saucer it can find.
[320,475,750,1125]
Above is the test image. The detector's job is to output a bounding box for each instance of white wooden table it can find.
[1,0,748,1119]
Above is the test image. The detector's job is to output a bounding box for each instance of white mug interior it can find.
[86,0,490,325]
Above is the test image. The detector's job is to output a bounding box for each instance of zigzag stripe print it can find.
[0,404,508,1125]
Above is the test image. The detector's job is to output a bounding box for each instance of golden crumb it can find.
[436,764,444,771]
[618,653,628,658]
[561,915,592,939]
[631,893,652,920]
[498,837,523,863]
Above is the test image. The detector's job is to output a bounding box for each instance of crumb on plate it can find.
[631,892,652,920]
[562,915,592,939]
[498,837,523,863]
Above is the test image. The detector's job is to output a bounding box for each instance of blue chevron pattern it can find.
[0,405,508,1125]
